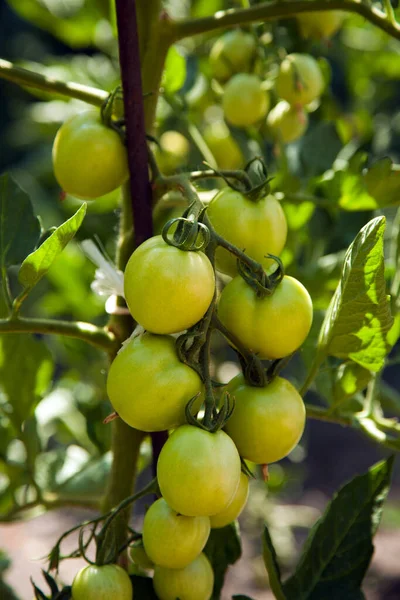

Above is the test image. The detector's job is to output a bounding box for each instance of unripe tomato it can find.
[296,11,345,39]
[106,333,202,432]
[217,275,313,359]
[52,110,129,199]
[210,30,257,82]
[129,540,154,569]
[203,121,243,170]
[209,472,249,529]
[124,235,215,334]
[156,131,190,174]
[207,189,287,277]
[225,375,306,464]
[223,74,270,128]
[266,101,308,144]
[153,553,214,600]
[143,498,210,569]
[157,425,241,517]
[71,564,133,600]
[275,54,324,106]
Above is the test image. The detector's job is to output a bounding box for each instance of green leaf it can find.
[0,335,54,429]
[283,456,394,600]
[204,523,242,599]
[364,158,400,207]
[333,362,373,407]
[318,217,393,372]
[19,204,86,290]
[0,174,40,269]
[129,576,157,599]
[262,525,286,600]
[162,47,186,95]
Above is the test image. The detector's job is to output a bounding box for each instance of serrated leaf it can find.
[263,525,286,600]
[129,576,157,599]
[283,456,394,600]
[19,204,86,290]
[0,335,54,429]
[204,523,242,599]
[162,46,186,95]
[0,174,41,269]
[318,217,393,372]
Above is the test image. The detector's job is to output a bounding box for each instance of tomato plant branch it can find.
[170,0,400,42]
[0,58,108,105]
[0,316,117,351]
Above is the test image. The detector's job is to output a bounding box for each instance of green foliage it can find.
[204,523,242,599]
[163,47,187,95]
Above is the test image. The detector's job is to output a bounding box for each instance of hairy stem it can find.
[0,59,108,105]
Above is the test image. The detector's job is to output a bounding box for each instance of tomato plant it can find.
[1,1,400,599]
[71,565,133,600]
[52,110,129,199]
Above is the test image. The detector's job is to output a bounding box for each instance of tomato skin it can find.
[157,425,241,517]
[223,74,270,127]
[129,540,154,569]
[143,498,210,569]
[209,472,249,529]
[275,54,324,106]
[153,553,214,600]
[210,30,257,82]
[266,101,308,144]
[225,375,306,464]
[106,333,202,432]
[203,121,243,170]
[207,189,287,277]
[296,11,344,39]
[52,110,129,200]
[71,564,133,600]
[124,235,215,334]
[217,275,313,359]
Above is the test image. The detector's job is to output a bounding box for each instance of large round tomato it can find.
[296,11,345,39]
[275,54,324,106]
[223,74,270,128]
[52,110,129,200]
[106,333,202,432]
[71,564,132,600]
[207,189,287,277]
[210,30,257,82]
[209,472,249,529]
[124,235,215,334]
[225,375,306,464]
[157,425,241,517]
[129,540,154,569]
[203,121,243,171]
[217,275,313,359]
[153,553,214,600]
[143,498,210,569]
[266,101,308,144]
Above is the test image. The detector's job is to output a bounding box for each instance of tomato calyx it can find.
[238,253,284,299]
[185,389,235,433]
[101,86,126,142]
[162,206,211,252]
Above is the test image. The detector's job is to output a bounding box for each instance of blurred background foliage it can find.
[1,0,400,597]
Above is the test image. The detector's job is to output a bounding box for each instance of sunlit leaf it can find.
[204,523,241,600]
[162,47,186,95]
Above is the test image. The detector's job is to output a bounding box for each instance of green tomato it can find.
[156,131,190,174]
[71,564,132,600]
[143,498,210,569]
[206,189,287,277]
[210,30,257,82]
[209,472,249,529]
[296,11,345,39]
[275,54,324,106]
[124,235,215,334]
[157,425,241,517]
[52,110,129,199]
[129,540,154,570]
[225,375,306,464]
[223,74,270,128]
[106,333,202,432]
[266,101,308,144]
[153,553,214,600]
[217,275,313,359]
[62,188,121,215]
[203,121,243,170]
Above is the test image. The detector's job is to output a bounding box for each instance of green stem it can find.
[0,316,117,352]
[170,0,400,41]
[1,266,12,313]
[300,352,326,396]
[0,59,108,105]
[383,0,397,26]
